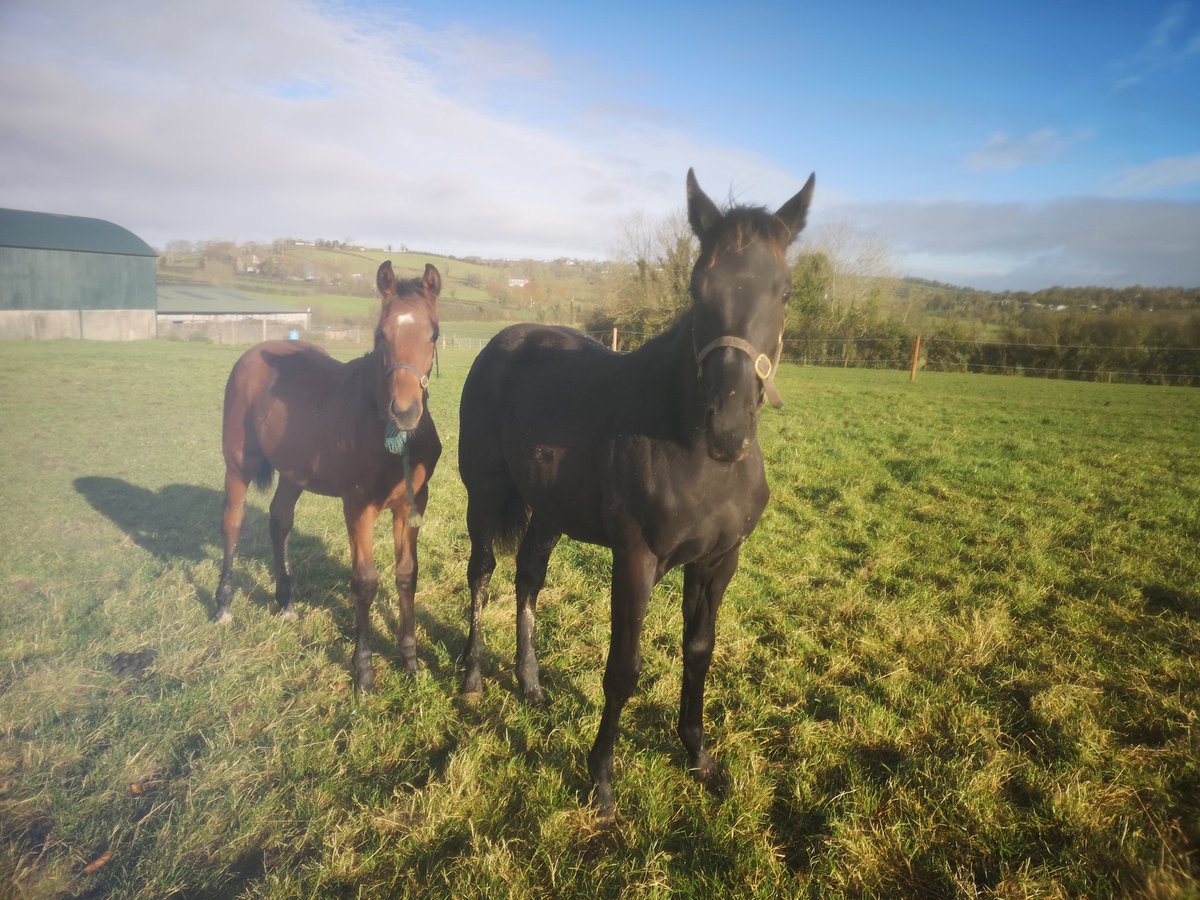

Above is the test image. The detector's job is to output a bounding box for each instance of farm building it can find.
[156,285,311,343]
[0,208,158,340]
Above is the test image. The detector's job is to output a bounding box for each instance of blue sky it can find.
[1,0,1197,289]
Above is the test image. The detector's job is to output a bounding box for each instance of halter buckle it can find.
[694,336,784,409]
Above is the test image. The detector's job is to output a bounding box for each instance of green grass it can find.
[1,340,1198,897]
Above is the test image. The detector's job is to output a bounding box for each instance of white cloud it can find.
[1103,154,1200,195]
[1110,1,1200,89]
[963,128,1092,173]
[0,0,802,258]
[832,197,1200,290]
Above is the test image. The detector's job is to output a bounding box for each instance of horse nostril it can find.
[390,398,422,426]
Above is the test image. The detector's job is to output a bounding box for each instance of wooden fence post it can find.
[909,334,922,382]
[612,327,618,352]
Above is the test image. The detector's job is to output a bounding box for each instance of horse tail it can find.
[493,484,530,553]
[252,459,275,492]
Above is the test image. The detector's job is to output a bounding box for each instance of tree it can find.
[603,209,697,346]
[795,218,899,321]
[792,252,834,317]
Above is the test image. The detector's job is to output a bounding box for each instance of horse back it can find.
[222,341,349,491]
[460,323,768,561]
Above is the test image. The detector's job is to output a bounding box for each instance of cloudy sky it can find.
[2,0,1198,290]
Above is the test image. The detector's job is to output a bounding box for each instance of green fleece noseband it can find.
[385,421,424,528]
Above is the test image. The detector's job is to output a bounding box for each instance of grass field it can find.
[1,340,1198,898]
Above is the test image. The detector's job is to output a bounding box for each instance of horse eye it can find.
[782,290,792,305]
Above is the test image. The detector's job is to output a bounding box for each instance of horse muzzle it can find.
[388,396,424,432]
[386,363,429,431]
[704,405,755,462]
[700,365,760,463]
[697,336,780,462]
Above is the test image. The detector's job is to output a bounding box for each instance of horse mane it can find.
[636,309,693,355]
[698,205,790,267]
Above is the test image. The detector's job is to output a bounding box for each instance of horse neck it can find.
[629,308,707,444]
[351,344,388,421]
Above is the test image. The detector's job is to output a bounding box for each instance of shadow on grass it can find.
[74,475,447,691]
[73,476,333,618]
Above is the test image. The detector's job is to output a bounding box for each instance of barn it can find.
[156,285,311,344]
[0,208,158,340]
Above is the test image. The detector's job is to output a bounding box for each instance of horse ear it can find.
[687,168,722,237]
[422,263,442,298]
[376,260,397,297]
[775,173,815,244]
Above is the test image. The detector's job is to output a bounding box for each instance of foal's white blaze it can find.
[395,312,416,327]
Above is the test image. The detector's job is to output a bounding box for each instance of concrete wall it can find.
[156,314,310,345]
[0,308,156,340]
[82,309,157,340]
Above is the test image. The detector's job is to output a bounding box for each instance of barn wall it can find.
[81,310,157,340]
[0,309,156,340]
[0,310,80,340]
[0,247,156,311]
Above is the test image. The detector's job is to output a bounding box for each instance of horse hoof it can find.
[215,610,232,625]
[693,755,728,797]
[523,686,548,708]
[280,606,299,622]
[354,671,375,693]
[461,671,483,700]
[590,790,617,822]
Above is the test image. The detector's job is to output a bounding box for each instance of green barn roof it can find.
[0,208,156,258]
[156,285,310,315]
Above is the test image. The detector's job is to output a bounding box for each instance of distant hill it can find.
[157,239,613,327]
[157,237,1200,334]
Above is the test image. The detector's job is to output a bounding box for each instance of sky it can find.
[1,0,1198,291]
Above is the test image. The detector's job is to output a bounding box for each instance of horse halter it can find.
[385,362,430,390]
[695,335,784,409]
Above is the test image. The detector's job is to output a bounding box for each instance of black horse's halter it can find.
[695,335,784,409]
[385,362,431,390]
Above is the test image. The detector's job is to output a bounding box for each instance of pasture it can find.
[0,339,1197,897]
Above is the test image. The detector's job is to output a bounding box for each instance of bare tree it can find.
[796,218,900,321]
[603,208,697,344]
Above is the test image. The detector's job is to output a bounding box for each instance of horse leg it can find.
[215,470,249,624]
[514,516,561,706]
[269,477,303,620]
[678,547,740,791]
[587,548,657,818]
[391,485,426,676]
[461,489,503,699]
[344,501,381,693]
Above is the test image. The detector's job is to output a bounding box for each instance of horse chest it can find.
[614,440,769,564]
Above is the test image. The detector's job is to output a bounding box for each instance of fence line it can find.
[587,329,1200,386]
[785,336,1200,353]
[406,329,1200,386]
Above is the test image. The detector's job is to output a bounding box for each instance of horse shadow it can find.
[73,476,449,684]
[73,476,335,621]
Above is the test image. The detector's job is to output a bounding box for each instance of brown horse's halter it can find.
[385,362,431,390]
[695,335,784,409]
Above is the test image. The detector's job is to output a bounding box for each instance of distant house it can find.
[0,208,158,340]
[508,278,529,288]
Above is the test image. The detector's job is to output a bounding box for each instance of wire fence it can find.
[581,329,1200,387]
